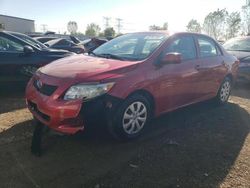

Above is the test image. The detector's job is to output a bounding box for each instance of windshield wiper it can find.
[98,53,125,60]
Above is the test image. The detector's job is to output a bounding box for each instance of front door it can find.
[156,35,201,113]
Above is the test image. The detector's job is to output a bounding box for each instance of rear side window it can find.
[165,36,197,60]
[198,38,218,58]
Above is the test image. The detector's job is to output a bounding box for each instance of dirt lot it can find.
[0,84,249,188]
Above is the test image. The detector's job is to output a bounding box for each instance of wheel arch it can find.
[127,89,156,117]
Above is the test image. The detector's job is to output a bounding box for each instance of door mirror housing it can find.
[161,53,181,65]
[23,45,34,54]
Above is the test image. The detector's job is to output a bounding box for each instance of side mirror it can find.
[23,45,34,54]
[161,53,181,65]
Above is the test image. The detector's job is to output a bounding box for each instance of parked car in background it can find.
[45,38,85,54]
[34,36,58,43]
[26,32,239,140]
[0,31,74,83]
[83,37,108,52]
[223,36,250,82]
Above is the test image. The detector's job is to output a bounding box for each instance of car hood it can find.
[39,54,140,81]
[227,50,250,62]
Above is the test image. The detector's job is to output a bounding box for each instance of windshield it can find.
[93,33,167,61]
[12,33,47,49]
[223,37,250,52]
[46,38,75,47]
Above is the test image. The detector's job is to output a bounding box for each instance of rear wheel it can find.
[108,94,152,140]
[215,77,232,104]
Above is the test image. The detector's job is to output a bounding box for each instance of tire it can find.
[215,77,232,104]
[107,94,152,140]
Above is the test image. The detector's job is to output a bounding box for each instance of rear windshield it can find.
[223,38,250,52]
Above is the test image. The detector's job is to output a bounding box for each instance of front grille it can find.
[33,80,57,96]
[28,101,50,122]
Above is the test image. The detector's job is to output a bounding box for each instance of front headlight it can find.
[63,82,115,100]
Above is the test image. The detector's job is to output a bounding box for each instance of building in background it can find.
[0,14,35,33]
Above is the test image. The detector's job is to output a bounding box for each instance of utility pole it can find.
[116,18,123,34]
[41,24,47,33]
[103,17,111,29]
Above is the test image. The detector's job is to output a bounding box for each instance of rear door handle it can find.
[195,64,208,71]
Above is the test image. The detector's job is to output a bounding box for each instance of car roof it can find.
[125,31,216,39]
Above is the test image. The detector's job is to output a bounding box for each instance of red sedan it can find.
[26,32,239,140]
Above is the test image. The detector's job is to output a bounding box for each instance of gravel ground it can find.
[0,84,249,188]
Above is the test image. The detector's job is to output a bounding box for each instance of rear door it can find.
[195,36,227,97]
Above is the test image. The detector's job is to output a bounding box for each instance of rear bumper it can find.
[26,76,122,134]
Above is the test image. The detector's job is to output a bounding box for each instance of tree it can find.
[203,9,228,39]
[85,23,101,37]
[67,21,78,34]
[149,25,161,30]
[104,27,115,37]
[242,0,250,35]
[225,12,241,39]
[186,19,202,33]
[149,22,168,30]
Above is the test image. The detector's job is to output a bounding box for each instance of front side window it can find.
[198,38,218,58]
[12,33,47,49]
[0,36,24,52]
[165,36,197,60]
[93,33,167,61]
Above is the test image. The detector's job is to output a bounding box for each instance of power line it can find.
[103,17,111,29]
[116,18,123,34]
[41,24,47,32]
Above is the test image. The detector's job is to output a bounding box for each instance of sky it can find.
[0,0,247,34]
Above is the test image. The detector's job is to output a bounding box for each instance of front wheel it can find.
[215,77,232,104]
[108,94,152,140]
